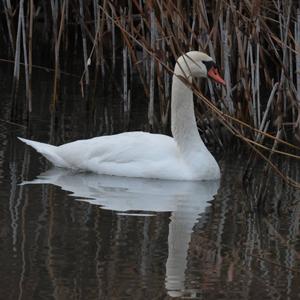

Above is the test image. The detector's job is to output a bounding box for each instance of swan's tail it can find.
[18,137,68,168]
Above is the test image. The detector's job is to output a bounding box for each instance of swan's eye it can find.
[202,60,215,72]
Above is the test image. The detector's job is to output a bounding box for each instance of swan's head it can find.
[174,51,225,85]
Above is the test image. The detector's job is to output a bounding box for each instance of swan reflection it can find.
[22,168,219,297]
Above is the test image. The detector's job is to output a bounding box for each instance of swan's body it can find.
[19,131,218,180]
[19,51,225,181]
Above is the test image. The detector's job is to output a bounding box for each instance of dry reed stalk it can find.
[254,21,261,127]
[28,0,34,113]
[257,82,279,142]
[148,8,156,129]
[52,0,66,108]
[99,0,107,77]
[79,0,89,86]
[276,0,292,131]
[295,8,300,129]
[109,4,116,70]
[12,0,23,93]
[64,0,69,50]
[121,10,129,126]
[220,7,233,113]
[3,0,15,54]
[0,58,80,78]
[115,9,149,99]
[20,1,30,113]
[197,1,217,103]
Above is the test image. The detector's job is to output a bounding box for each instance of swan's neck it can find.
[171,74,206,154]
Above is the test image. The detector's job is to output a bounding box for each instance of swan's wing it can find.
[58,132,176,162]
[57,132,181,178]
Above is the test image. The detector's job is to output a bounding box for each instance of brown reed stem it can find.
[52,0,66,109]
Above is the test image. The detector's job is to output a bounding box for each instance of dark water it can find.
[1,69,300,300]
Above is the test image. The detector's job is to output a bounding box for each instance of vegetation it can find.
[2,0,300,188]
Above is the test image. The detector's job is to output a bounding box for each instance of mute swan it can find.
[19,51,225,180]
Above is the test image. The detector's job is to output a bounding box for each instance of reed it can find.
[2,0,300,189]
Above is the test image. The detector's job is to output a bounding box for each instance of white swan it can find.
[19,51,225,180]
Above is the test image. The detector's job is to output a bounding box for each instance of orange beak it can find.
[207,67,226,86]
